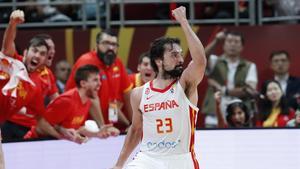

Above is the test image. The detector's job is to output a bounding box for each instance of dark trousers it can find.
[1,121,30,142]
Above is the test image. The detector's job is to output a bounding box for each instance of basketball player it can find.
[112,6,206,169]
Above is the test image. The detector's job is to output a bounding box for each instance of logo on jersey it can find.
[145,88,150,95]
[144,100,179,112]
[146,139,181,150]
[112,73,120,78]
[146,95,153,100]
[101,74,107,80]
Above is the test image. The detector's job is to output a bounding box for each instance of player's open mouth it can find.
[30,60,39,66]
[145,73,152,77]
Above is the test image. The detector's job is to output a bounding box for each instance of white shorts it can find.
[125,151,199,169]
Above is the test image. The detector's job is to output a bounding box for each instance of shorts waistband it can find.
[142,151,192,159]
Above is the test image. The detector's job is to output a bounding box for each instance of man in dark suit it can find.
[269,50,300,110]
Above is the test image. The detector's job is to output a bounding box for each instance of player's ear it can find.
[23,49,27,56]
[80,80,87,88]
[22,49,28,62]
[155,59,162,68]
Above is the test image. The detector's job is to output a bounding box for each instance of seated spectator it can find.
[257,80,295,127]
[286,108,300,127]
[265,0,300,24]
[214,91,251,128]
[0,0,11,23]
[129,52,155,88]
[24,0,71,22]
[53,0,80,21]
[55,60,71,93]
[266,0,300,16]
[268,50,300,110]
[25,65,120,143]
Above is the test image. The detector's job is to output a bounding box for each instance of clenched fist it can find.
[172,6,187,24]
[10,10,25,25]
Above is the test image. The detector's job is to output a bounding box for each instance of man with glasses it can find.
[66,29,132,133]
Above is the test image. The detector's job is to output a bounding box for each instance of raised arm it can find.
[112,87,143,169]
[172,6,207,86]
[205,31,225,59]
[1,10,24,56]
[214,91,227,128]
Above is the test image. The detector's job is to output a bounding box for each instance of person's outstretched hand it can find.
[215,31,226,41]
[96,124,120,138]
[214,91,222,105]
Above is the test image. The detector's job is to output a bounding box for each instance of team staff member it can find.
[129,52,155,88]
[112,6,206,169]
[25,65,120,143]
[65,30,132,132]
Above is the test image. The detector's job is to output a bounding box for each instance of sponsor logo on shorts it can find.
[146,139,181,150]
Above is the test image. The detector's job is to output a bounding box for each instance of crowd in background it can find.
[0,5,300,144]
[1,0,300,25]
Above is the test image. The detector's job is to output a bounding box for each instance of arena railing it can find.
[0,0,256,29]
[0,0,103,29]
[257,0,300,25]
[106,0,256,28]
[1,0,299,28]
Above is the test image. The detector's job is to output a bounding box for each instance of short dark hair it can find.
[75,65,99,88]
[138,51,150,64]
[149,37,180,73]
[269,50,290,61]
[27,36,49,51]
[96,29,118,44]
[225,30,245,45]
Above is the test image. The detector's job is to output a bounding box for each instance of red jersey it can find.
[9,67,58,127]
[0,54,45,123]
[129,73,143,88]
[65,51,132,125]
[43,88,91,129]
[256,109,295,127]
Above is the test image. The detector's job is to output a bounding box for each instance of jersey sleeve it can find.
[43,96,71,126]
[13,52,23,61]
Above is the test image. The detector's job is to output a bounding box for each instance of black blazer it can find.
[285,76,300,110]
